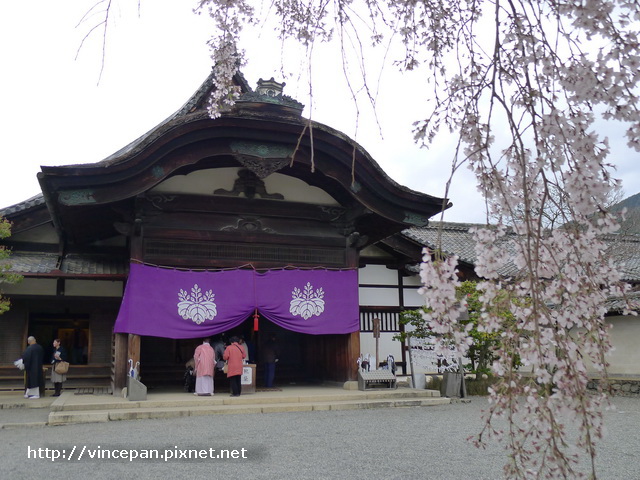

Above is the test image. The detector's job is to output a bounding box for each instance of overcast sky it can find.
[1,2,638,224]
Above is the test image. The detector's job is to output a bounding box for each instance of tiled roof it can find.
[61,254,129,275]
[402,222,640,315]
[0,194,45,217]
[402,222,520,277]
[604,291,640,314]
[403,222,479,265]
[0,252,128,276]
[602,234,640,283]
[3,252,58,274]
[403,222,640,283]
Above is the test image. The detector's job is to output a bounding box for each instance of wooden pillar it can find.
[347,331,360,381]
[127,334,141,379]
[346,245,360,381]
[130,216,144,262]
[397,270,408,375]
[112,333,128,395]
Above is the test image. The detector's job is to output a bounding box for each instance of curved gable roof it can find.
[35,71,449,244]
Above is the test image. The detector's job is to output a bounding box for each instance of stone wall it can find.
[587,378,640,397]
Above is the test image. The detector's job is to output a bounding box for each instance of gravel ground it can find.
[1,396,639,479]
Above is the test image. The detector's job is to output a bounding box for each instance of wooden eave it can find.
[377,234,425,263]
[36,74,449,246]
[17,271,128,281]
[1,200,52,235]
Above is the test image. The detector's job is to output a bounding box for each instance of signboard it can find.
[373,318,380,338]
[241,366,253,385]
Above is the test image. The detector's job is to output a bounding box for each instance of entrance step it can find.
[47,388,448,425]
[0,365,111,391]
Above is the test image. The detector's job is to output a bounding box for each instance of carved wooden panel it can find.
[143,239,346,267]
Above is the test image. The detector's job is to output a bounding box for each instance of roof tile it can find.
[404,222,640,283]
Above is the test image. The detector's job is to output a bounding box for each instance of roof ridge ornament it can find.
[256,77,285,97]
[236,77,304,113]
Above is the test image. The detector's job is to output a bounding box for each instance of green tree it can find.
[0,216,22,315]
[398,280,513,375]
[457,281,505,375]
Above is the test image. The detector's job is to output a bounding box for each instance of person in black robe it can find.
[22,336,44,399]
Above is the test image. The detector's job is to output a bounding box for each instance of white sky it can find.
[1,1,638,223]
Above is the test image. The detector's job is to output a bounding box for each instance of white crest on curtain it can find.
[177,284,217,325]
[290,282,325,320]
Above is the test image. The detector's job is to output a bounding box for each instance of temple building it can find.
[0,72,449,393]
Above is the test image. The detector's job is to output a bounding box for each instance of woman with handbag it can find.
[223,336,247,397]
[50,339,68,396]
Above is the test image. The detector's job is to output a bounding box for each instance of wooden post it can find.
[127,334,141,380]
[112,333,128,396]
[347,331,360,381]
[373,317,380,371]
[400,322,408,375]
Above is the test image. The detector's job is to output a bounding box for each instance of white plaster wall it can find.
[403,287,425,307]
[64,280,124,297]
[531,315,640,377]
[152,168,237,195]
[358,268,424,308]
[403,274,423,286]
[1,278,57,295]
[264,173,338,205]
[601,315,640,376]
[358,287,399,306]
[359,264,398,284]
[152,167,339,205]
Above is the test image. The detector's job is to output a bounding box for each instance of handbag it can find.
[55,361,70,374]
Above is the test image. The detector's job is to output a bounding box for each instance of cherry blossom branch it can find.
[195,1,639,477]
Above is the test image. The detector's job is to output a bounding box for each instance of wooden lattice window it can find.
[359,307,405,332]
[144,239,346,266]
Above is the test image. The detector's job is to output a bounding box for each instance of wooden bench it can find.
[358,370,397,390]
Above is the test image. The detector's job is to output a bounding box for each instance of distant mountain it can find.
[611,192,640,234]
[611,192,640,212]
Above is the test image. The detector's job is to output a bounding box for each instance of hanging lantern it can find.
[253,309,259,331]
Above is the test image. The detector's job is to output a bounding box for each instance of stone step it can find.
[50,388,442,412]
[48,396,450,425]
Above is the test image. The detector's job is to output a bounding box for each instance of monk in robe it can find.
[22,336,44,399]
[193,338,215,396]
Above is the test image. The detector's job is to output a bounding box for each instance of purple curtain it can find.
[255,269,359,335]
[114,263,359,339]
